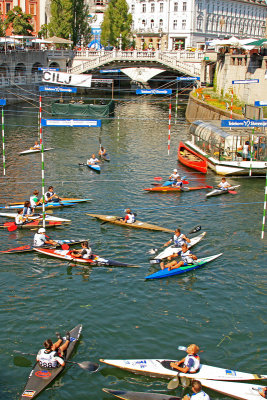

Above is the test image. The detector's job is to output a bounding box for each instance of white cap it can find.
[173,169,178,172]
[38,228,46,233]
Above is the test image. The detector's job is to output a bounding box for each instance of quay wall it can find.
[186,92,244,123]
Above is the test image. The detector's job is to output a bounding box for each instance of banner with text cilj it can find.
[42,70,92,88]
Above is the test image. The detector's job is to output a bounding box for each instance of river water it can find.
[0,97,266,400]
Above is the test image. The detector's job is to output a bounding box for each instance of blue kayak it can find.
[87,163,101,173]
[145,253,222,280]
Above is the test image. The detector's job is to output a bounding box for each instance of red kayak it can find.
[144,185,211,192]
[0,220,63,230]
[178,142,207,174]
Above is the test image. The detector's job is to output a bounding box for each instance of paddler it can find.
[99,146,107,158]
[170,344,200,373]
[169,169,180,182]
[218,177,231,190]
[87,153,99,165]
[45,186,61,203]
[120,208,136,224]
[22,201,34,217]
[30,141,40,150]
[15,209,28,225]
[172,177,183,188]
[36,331,70,368]
[33,228,57,247]
[164,228,190,248]
[183,380,210,400]
[30,190,42,209]
[160,243,197,271]
[70,241,93,259]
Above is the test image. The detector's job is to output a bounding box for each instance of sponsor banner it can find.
[136,89,172,95]
[255,101,267,106]
[39,86,77,93]
[0,99,6,106]
[35,370,52,378]
[221,119,267,128]
[100,69,121,73]
[41,119,101,128]
[232,79,259,84]
[42,71,92,87]
[38,67,59,71]
[176,77,200,81]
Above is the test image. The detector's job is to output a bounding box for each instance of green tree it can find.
[101,0,132,49]
[4,6,34,35]
[0,15,5,37]
[38,24,49,39]
[48,0,90,47]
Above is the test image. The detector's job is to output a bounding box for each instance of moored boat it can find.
[146,253,222,279]
[197,379,267,400]
[185,120,267,176]
[99,358,267,381]
[34,248,139,267]
[151,232,206,263]
[178,141,207,173]
[87,214,174,233]
[20,324,82,400]
[103,389,181,400]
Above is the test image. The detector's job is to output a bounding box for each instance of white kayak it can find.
[99,359,267,381]
[19,148,54,155]
[206,185,240,198]
[150,232,206,263]
[0,212,70,223]
[198,379,266,400]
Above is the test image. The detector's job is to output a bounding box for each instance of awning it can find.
[46,36,73,44]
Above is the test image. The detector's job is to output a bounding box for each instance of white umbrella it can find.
[31,38,52,44]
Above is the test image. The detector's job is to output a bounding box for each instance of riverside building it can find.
[127,0,267,50]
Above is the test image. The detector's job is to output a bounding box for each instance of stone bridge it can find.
[68,49,204,78]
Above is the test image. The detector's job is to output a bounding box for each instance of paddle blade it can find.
[177,345,187,351]
[8,223,18,232]
[78,361,100,372]
[228,190,237,194]
[188,225,201,234]
[154,177,162,181]
[206,185,213,189]
[167,376,180,390]
[61,244,70,250]
[14,355,32,367]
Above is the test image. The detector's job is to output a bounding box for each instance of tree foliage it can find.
[0,15,5,37]
[101,0,132,49]
[48,0,90,46]
[5,6,34,36]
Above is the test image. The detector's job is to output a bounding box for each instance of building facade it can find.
[127,0,267,50]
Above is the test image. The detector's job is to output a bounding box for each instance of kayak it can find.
[144,185,210,192]
[9,198,92,206]
[103,389,180,400]
[99,358,267,381]
[162,179,189,186]
[0,202,76,210]
[20,324,82,400]
[150,232,207,263]
[87,162,101,173]
[100,154,110,162]
[198,379,267,400]
[0,212,70,223]
[146,253,223,280]
[206,185,240,198]
[87,214,174,233]
[34,248,139,267]
[19,147,54,156]
[0,220,64,230]
[0,239,87,254]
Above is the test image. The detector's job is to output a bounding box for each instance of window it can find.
[197,16,203,30]
[151,19,154,28]
[183,2,187,11]
[160,3,163,12]
[131,4,135,13]
[30,4,36,15]
[174,2,178,12]
[142,19,146,26]
[197,2,202,12]
[151,3,155,12]
[159,19,163,28]
[173,20,177,29]
[182,19,186,29]
[6,3,11,12]
[142,3,146,12]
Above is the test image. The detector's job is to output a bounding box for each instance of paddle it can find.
[61,244,70,250]
[78,163,87,167]
[100,217,121,226]
[228,190,237,194]
[13,351,99,373]
[149,225,201,257]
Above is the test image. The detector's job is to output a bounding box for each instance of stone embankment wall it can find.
[215,53,267,104]
[186,92,244,123]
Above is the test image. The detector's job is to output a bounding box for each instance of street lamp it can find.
[119,33,122,50]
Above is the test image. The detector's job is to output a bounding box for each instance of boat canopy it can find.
[189,120,266,161]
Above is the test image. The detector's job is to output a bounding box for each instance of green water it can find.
[0,99,266,400]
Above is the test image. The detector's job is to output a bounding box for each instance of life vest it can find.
[181,249,194,264]
[30,195,38,208]
[125,213,135,223]
[15,214,24,225]
[184,353,200,372]
[45,191,54,201]
[33,233,46,247]
[174,233,186,247]
[81,248,92,259]
[37,349,59,368]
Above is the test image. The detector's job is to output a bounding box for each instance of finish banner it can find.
[42,71,92,87]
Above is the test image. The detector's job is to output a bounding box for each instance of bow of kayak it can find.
[103,389,181,400]
[87,163,101,172]
[144,186,209,192]
[198,379,267,400]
